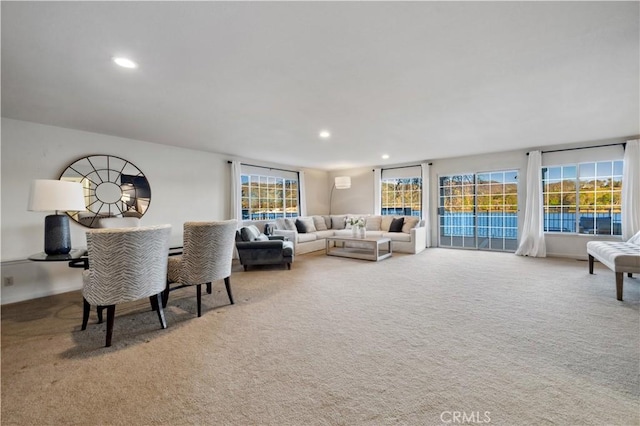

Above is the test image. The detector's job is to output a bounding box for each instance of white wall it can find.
[1,118,328,304]
[328,167,375,215]
[303,168,330,215]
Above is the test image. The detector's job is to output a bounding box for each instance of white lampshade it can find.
[334,176,351,189]
[28,179,86,212]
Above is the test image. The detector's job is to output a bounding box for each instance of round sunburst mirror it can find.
[59,155,151,228]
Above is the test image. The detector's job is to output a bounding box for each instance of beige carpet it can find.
[1,248,638,425]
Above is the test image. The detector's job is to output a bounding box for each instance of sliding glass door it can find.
[439,170,518,252]
[439,174,476,248]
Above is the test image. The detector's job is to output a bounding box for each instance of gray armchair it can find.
[164,220,237,317]
[81,224,172,347]
[236,225,294,270]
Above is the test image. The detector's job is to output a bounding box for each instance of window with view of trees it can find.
[241,174,299,220]
[381,178,422,217]
[439,171,518,252]
[542,160,623,235]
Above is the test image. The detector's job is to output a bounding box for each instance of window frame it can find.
[542,160,623,235]
[241,172,299,221]
[380,177,423,217]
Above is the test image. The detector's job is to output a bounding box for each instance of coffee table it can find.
[325,236,392,261]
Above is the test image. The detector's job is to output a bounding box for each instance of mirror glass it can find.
[59,155,151,228]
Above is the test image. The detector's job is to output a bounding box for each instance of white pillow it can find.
[380,216,393,232]
[330,215,347,229]
[312,215,328,231]
[365,216,382,231]
[284,218,297,231]
[402,216,420,234]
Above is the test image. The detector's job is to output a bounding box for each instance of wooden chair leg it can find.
[105,305,116,347]
[206,282,212,294]
[155,293,167,329]
[81,298,90,330]
[97,305,104,324]
[588,254,594,274]
[287,263,291,270]
[224,276,234,305]
[196,284,202,317]
[616,272,624,301]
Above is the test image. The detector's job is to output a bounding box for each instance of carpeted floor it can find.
[1,248,639,425]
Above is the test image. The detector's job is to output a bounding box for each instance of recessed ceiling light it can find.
[112,57,138,69]
[319,130,331,139]
[382,154,390,159]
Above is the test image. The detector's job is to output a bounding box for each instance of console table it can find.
[28,249,88,269]
[325,236,392,261]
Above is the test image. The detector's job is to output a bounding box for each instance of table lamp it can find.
[28,179,86,255]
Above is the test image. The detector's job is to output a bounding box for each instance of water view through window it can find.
[439,171,518,252]
[241,174,299,220]
[381,177,422,217]
[542,161,622,235]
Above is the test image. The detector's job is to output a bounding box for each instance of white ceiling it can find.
[2,1,638,171]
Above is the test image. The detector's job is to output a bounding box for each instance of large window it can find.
[240,167,299,220]
[381,166,422,217]
[381,178,422,217]
[542,160,623,235]
[438,170,518,252]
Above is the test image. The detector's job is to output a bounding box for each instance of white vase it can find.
[358,226,366,239]
[351,226,358,238]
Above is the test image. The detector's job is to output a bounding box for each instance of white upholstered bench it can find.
[587,231,640,301]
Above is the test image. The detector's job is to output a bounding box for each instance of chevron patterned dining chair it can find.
[81,224,172,347]
[163,220,237,317]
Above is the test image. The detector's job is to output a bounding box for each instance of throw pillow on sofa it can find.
[365,216,382,231]
[295,217,316,233]
[323,215,332,229]
[402,216,420,233]
[286,218,297,230]
[240,225,262,241]
[275,218,297,231]
[381,216,394,232]
[312,215,328,231]
[389,217,404,232]
[330,215,347,229]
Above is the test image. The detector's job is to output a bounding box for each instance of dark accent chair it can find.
[236,225,294,270]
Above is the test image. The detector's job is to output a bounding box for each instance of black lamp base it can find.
[44,214,72,255]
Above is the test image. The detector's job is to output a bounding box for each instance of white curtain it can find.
[622,139,640,240]
[516,151,546,257]
[373,168,382,215]
[421,162,431,248]
[230,160,242,224]
[298,170,307,217]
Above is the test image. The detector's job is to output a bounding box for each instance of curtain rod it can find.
[227,161,298,174]
[372,163,432,172]
[526,142,625,155]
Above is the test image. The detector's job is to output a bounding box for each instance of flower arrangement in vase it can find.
[347,217,365,238]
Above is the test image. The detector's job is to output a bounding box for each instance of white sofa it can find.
[248,215,427,255]
[587,231,640,301]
